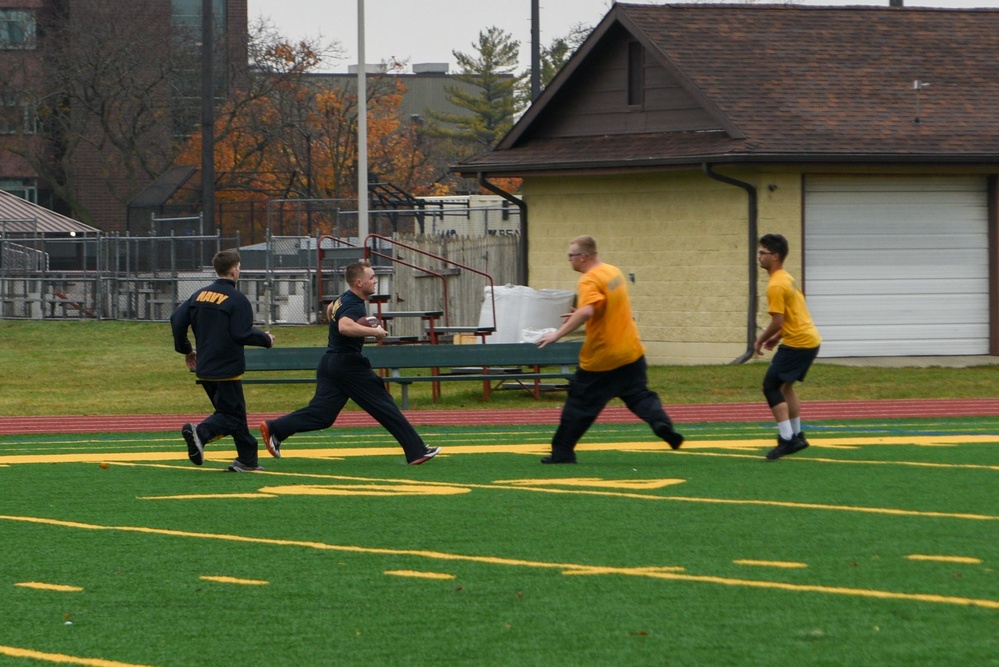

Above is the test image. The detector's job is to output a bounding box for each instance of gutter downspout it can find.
[703,163,758,364]
[478,173,528,285]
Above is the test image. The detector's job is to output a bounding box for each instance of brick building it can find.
[0,0,247,232]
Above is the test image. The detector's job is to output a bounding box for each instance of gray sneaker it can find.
[226,459,264,472]
[182,423,203,466]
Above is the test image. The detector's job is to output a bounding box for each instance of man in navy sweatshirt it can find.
[171,249,275,472]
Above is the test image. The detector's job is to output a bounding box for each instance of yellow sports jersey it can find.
[767,269,822,348]
[577,263,645,371]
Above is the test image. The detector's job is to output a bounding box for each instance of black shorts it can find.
[768,344,820,383]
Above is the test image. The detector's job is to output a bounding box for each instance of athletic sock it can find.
[791,417,801,435]
[777,420,793,440]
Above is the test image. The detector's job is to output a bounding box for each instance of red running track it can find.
[2,398,998,435]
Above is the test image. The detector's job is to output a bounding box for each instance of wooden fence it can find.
[379,234,521,337]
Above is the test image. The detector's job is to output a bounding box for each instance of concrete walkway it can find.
[818,356,999,368]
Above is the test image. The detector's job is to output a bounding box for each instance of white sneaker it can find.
[409,446,441,466]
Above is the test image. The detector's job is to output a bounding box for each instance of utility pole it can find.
[200,0,215,235]
[531,0,541,100]
[297,127,314,235]
[357,0,369,243]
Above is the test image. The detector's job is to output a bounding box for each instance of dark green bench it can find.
[239,340,583,410]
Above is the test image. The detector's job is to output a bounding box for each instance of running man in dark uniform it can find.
[754,233,822,460]
[170,249,275,472]
[259,261,439,466]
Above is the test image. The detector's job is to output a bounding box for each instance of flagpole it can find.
[357,0,369,246]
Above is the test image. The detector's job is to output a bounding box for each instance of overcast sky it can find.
[246,0,999,73]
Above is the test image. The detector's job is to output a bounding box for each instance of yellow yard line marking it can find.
[120,465,999,522]
[906,554,984,565]
[494,477,686,489]
[563,565,685,576]
[14,581,83,592]
[797,456,999,471]
[3,434,998,466]
[142,493,278,500]
[678,450,999,471]
[733,560,808,569]
[1,513,995,611]
[617,571,999,609]
[385,570,455,580]
[0,447,406,465]
[657,496,997,521]
[200,575,269,585]
[0,645,157,666]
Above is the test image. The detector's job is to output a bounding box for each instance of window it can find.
[170,0,227,136]
[0,9,36,50]
[171,0,226,32]
[627,41,644,107]
[0,91,34,134]
[0,178,38,203]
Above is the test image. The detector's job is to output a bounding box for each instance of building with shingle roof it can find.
[458,2,999,362]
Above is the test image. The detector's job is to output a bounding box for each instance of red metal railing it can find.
[362,233,497,332]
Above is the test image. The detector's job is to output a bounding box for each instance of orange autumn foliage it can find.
[175,76,442,208]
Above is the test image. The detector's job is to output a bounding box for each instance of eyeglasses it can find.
[757,250,775,256]
[567,253,585,259]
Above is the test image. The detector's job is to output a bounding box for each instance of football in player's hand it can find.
[359,316,379,327]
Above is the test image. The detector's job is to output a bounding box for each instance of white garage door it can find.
[804,175,989,357]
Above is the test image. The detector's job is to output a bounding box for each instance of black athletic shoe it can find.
[653,422,685,450]
[795,431,810,450]
[182,423,203,466]
[766,435,807,461]
[540,454,576,464]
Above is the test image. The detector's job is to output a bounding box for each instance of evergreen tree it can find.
[539,23,591,89]
[429,26,524,153]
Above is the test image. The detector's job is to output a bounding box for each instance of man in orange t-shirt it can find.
[754,233,822,461]
[536,235,684,463]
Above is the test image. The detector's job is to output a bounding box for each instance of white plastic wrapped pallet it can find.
[477,285,576,344]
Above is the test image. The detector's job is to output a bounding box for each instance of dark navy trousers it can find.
[197,380,259,466]
[268,351,428,463]
[550,356,674,458]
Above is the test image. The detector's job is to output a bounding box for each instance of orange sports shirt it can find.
[576,262,645,371]
[766,268,822,349]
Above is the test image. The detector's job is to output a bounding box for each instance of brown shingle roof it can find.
[459,3,999,174]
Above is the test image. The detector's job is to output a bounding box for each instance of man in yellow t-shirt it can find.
[754,233,822,460]
[536,235,684,463]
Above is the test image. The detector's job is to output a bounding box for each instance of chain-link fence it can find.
[1,232,223,321]
[1,203,523,327]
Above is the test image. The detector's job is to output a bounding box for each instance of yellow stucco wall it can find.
[522,169,806,365]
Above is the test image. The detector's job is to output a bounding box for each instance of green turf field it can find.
[1,418,996,666]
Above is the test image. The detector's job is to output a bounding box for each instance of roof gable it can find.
[462,3,999,175]
[507,19,742,147]
[0,190,100,235]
